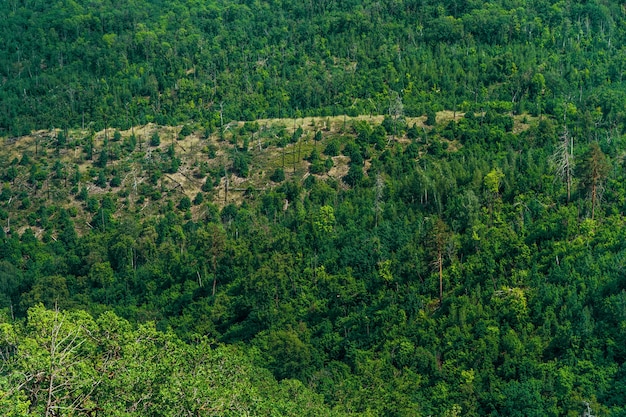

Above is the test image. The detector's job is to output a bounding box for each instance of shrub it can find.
[178,196,191,211]
[150,131,161,146]
[270,168,285,182]
[323,140,340,156]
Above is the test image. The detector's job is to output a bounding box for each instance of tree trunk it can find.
[438,251,443,303]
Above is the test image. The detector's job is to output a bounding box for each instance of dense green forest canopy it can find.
[2,0,626,416]
[2,108,626,415]
[2,0,626,134]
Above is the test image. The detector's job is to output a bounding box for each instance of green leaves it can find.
[577,142,609,219]
[0,306,341,417]
[483,168,504,195]
[313,205,336,236]
[7,306,100,416]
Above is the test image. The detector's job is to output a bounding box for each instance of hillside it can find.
[2,0,625,135]
[1,111,500,235]
[3,0,626,416]
[3,107,626,415]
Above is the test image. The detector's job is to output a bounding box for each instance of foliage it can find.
[0,306,341,416]
[6,0,624,135]
[150,132,161,147]
[2,0,626,414]
[270,168,285,183]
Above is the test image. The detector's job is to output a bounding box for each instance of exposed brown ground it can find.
[3,111,535,217]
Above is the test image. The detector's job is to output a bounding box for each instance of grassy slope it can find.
[1,111,532,235]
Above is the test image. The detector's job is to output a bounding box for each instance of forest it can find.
[2,0,626,415]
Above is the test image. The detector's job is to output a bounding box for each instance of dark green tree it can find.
[150,131,161,147]
[577,142,609,219]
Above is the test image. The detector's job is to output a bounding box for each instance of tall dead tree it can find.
[552,124,574,203]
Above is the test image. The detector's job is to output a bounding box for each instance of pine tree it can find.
[577,142,609,219]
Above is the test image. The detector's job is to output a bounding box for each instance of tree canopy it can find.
[2,0,626,415]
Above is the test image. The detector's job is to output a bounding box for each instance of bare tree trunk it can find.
[438,251,443,303]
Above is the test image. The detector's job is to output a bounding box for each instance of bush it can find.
[20,197,31,210]
[124,135,137,152]
[95,171,107,188]
[232,153,250,177]
[382,115,394,134]
[309,161,326,175]
[308,148,321,163]
[425,108,437,126]
[323,140,340,156]
[178,196,191,211]
[150,131,161,146]
[202,177,214,192]
[270,168,285,182]
[205,144,217,159]
[86,197,99,213]
[343,164,363,187]
[179,125,193,139]
[291,127,303,143]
